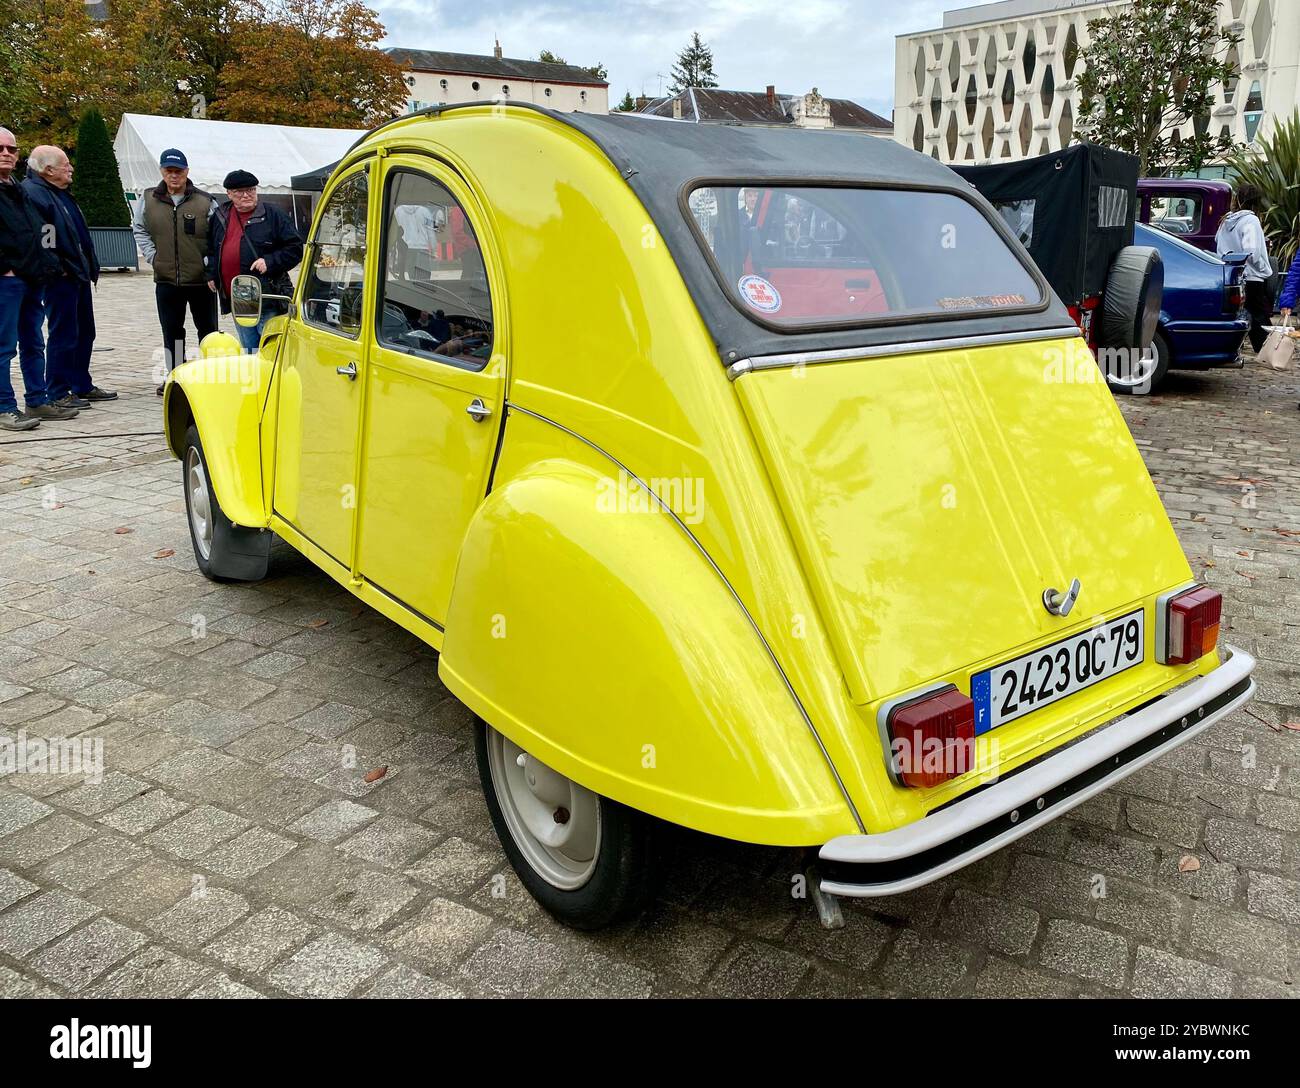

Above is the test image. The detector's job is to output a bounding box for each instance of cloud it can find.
[374,0,947,117]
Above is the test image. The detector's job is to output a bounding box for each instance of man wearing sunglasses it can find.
[0,129,75,431]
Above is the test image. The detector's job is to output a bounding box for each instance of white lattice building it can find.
[895,0,1300,168]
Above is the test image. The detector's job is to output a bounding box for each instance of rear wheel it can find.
[1100,245,1163,350]
[475,719,657,930]
[183,425,270,582]
[1106,329,1170,395]
[1099,245,1164,395]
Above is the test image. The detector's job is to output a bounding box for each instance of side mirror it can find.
[231,274,262,327]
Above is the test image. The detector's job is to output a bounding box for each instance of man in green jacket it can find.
[131,148,217,394]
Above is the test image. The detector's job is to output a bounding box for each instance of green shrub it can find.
[73,107,131,228]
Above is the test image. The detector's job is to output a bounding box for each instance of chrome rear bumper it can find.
[819,646,1255,898]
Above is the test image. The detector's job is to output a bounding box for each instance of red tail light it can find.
[886,686,975,789]
[1160,585,1222,665]
[1068,297,1101,348]
[1223,283,1244,312]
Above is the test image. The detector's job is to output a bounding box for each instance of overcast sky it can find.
[373,0,950,118]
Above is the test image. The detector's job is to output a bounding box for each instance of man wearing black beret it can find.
[209,170,303,352]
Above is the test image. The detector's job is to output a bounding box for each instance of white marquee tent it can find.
[114,113,365,207]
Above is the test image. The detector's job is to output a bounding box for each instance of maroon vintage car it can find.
[1138,178,1233,252]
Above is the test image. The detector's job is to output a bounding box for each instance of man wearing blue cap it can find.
[132,148,217,394]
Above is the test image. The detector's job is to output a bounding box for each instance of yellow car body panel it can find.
[163,331,273,529]
[733,337,1194,704]
[166,104,1249,861]
[439,410,855,845]
[355,154,507,628]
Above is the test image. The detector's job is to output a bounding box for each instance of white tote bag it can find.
[1259,320,1297,371]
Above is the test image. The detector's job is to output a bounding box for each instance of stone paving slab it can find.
[1,272,1298,998]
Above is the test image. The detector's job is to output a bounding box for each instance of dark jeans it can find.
[234,314,268,354]
[0,275,51,412]
[18,280,48,405]
[44,275,95,400]
[156,282,218,374]
[1245,279,1274,353]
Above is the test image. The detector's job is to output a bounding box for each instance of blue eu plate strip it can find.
[971,671,993,735]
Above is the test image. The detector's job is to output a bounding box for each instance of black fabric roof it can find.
[337,102,1077,363]
[558,110,1073,363]
[385,48,608,86]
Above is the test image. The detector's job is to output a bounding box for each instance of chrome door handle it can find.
[466,397,491,422]
[336,361,357,380]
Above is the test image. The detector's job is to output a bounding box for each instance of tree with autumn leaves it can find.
[4,0,407,151]
[214,0,408,126]
[5,0,191,150]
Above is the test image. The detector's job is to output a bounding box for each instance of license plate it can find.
[971,609,1145,734]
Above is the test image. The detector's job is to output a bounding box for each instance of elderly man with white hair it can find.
[23,144,117,409]
[0,129,73,430]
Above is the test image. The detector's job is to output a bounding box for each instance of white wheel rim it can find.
[486,727,600,890]
[185,447,213,561]
[1106,344,1159,389]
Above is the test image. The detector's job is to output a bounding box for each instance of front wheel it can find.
[475,720,657,930]
[182,424,271,581]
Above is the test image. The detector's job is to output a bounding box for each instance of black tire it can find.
[1100,245,1163,350]
[1106,329,1171,396]
[182,424,271,582]
[474,719,657,930]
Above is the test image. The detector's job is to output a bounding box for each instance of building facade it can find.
[895,0,1300,168]
[386,43,609,115]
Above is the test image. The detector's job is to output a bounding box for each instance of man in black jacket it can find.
[208,170,302,352]
[23,144,117,409]
[0,131,81,430]
[0,131,58,430]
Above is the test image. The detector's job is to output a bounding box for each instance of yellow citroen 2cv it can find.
[164,104,1255,929]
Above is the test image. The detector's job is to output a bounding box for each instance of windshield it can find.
[687,184,1043,329]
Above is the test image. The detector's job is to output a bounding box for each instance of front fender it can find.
[438,457,857,846]
[163,332,273,528]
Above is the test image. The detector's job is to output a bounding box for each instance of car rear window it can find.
[686,184,1043,329]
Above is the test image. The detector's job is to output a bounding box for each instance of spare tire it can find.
[1099,245,1163,350]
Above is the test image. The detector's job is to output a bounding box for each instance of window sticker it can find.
[738,274,782,314]
[936,293,1027,310]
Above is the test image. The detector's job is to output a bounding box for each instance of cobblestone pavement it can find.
[0,270,1297,999]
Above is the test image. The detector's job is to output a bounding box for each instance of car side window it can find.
[302,171,369,338]
[377,170,494,370]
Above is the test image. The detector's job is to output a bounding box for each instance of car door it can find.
[355,156,505,628]
[273,163,375,568]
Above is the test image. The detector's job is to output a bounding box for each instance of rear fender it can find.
[438,453,856,846]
